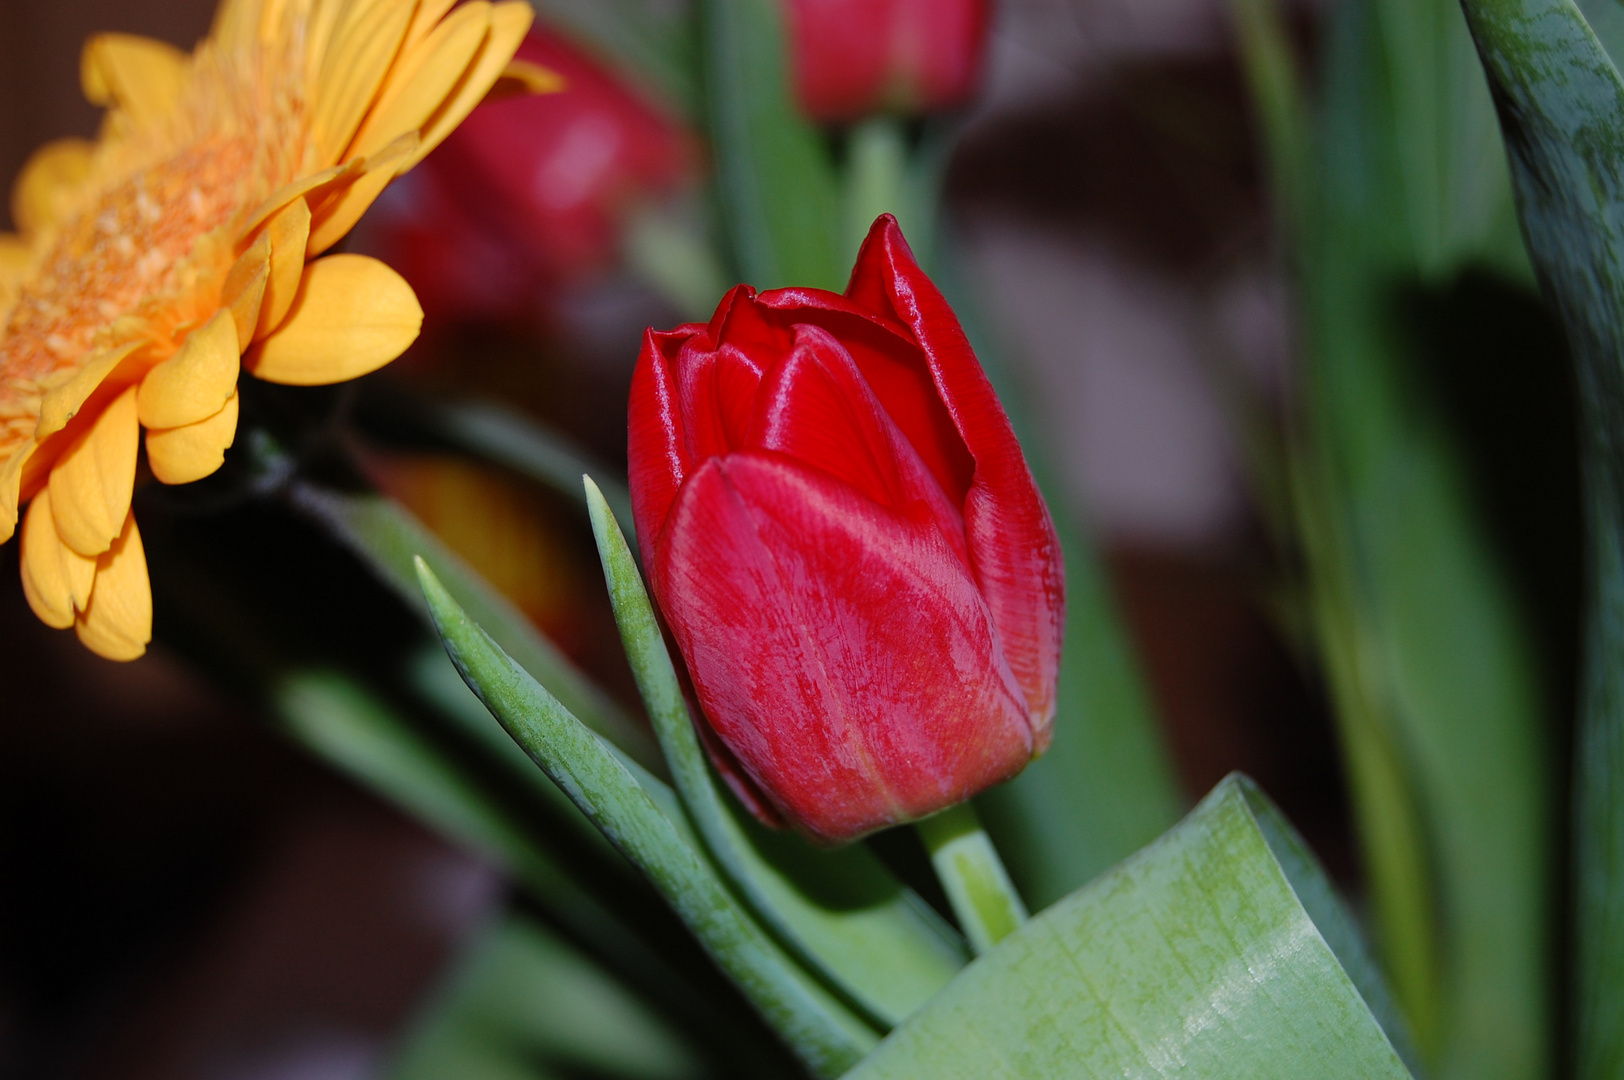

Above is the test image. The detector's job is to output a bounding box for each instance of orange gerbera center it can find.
[0,136,258,416]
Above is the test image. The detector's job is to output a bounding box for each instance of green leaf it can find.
[285,481,661,772]
[698,0,844,290]
[1233,0,1556,1073]
[582,476,967,1028]
[529,0,698,117]
[1449,2,1624,1076]
[417,558,880,1077]
[843,775,1417,1080]
[389,910,707,1080]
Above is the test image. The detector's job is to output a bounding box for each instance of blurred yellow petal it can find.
[75,510,151,661]
[36,339,146,440]
[20,488,96,628]
[146,389,239,485]
[248,254,421,385]
[485,59,567,103]
[48,385,139,557]
[348,2,490,161]
[223,233,271,350]
[10,138,95,237]
[0,442,35,544]
[402,0,459,52]
[137,309,239,429]
[303,0,351,88]
[258,197,312,338]
[412,1,534,165]
[308,132,418,255]
[80,34,189,128]
[314,0,416,166]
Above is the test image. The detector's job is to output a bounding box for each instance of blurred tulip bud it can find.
[370,25,697,324]
[783,0,992,124]
[628,215,1064,844]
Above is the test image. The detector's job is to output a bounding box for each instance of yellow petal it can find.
[304,0,352,90]
[257,197,313,339]
[80,34,189,128]
[223,233,271,350]
[485,59,567,103]
[137,309,239,429]
[75,510,152,662]
[0,442,33,543]
[0,235,27,312]
[20,488,96,629]
[48,385,139,557]
[314,0,416,167]
[146,390,239,485]
[11,138,95,237]
[402,0,459,52]
[347,1,490,161]
[239,161,358,238]
[246,254,422,385]
[36,339,147,440]
[412,1,534,167]
[307,132,418,255]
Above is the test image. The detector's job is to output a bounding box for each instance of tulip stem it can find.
[916,802,1028,955]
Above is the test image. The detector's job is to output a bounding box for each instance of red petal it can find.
[846,214,1065,731]
[749,324,969,566]
[651,452,1034,843]
[628,326,698,559]
[676,336,765,461]
[756,288,975,506]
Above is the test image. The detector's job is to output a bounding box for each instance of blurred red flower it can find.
[370,25,697,325]
[783,0,992,124]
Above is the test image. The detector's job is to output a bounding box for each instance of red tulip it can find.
[368,24,696,324]
[782,0,992,124]
[628,215,1064,844]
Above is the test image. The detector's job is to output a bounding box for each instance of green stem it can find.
[844,116,914,264]
[916,802,1028,954]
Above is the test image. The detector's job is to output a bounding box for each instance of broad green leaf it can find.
[285,480,661,772]
[1450,2,1624,1076]
[1234,0,1555,1073]
[583,477,967,1028]
[417,558,880,1076]
[390,911,707,1080]
[843,775,1417,1080]
[699,0,844,290]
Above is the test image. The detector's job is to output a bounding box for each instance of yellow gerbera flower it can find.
[0,0,547,660]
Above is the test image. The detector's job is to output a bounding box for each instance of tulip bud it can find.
[369,25,696,324]
[782,0,992,124]
[628,215,1064,844]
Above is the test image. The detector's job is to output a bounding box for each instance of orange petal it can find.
[412,1,533,166]
[80,34,189,128]
[0,442,34,543]
[307,132,418,255]
[20,488,96,629]
[223,233,271,351]
[347,1,490,161]
[146,390,239,485]
[137,309,239,429]
[246,254,422,385]
[313,0,416,167]
[257,197,312,339]
[11,138,95,237]
[48,385,139,557]
[75,510,152,662]
[36,339,147,441]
